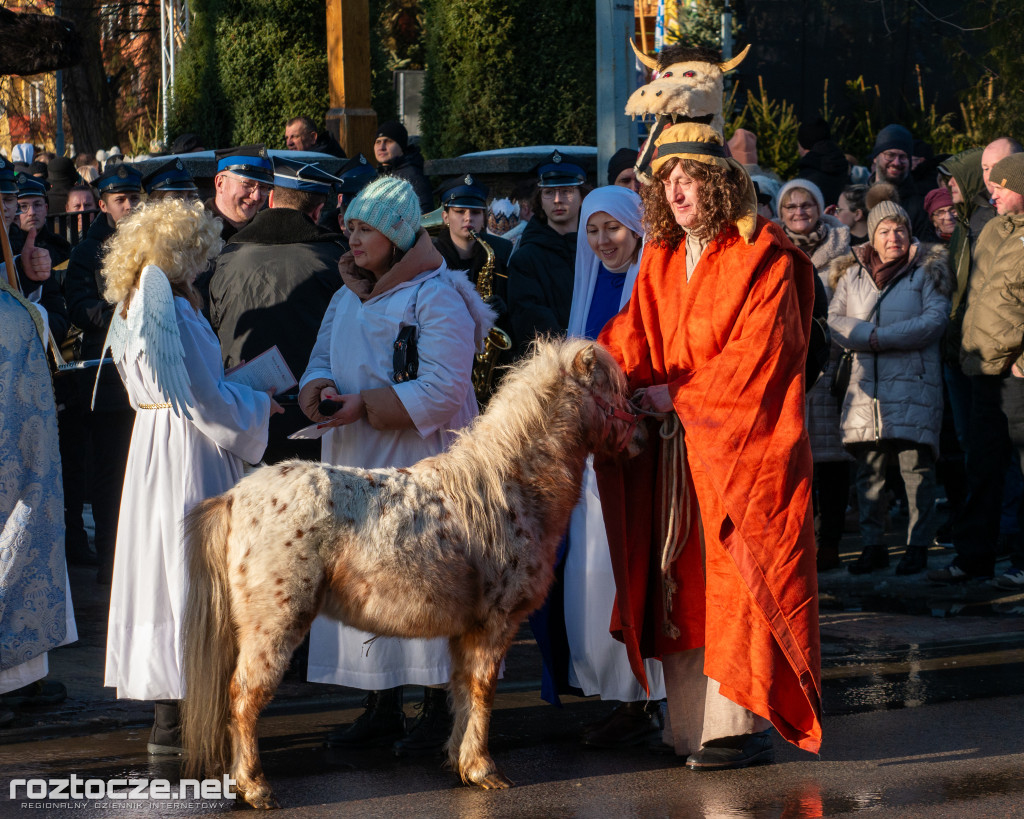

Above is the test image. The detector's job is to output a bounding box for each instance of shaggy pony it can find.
[181,338,646,809]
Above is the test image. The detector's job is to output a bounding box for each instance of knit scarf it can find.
[865,245,911,290]
[783,220,828,255]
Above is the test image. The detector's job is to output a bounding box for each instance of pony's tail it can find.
[181,493,237,779]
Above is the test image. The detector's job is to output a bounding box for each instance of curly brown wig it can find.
[640,157,750,247]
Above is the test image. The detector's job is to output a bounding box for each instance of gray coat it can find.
[827,242,952,455]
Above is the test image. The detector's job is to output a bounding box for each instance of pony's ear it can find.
[571,344,598,378]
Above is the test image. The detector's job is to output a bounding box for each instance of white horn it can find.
[719,43,751,73]
[629,38,659,72]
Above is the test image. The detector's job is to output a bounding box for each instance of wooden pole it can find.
[325,0,378,161]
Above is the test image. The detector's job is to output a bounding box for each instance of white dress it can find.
[563,186,665,701]
[104,297,270,701]
[301,265,485,690]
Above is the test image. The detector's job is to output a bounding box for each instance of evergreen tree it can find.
[169,0,396,149]
[420,0,596,158]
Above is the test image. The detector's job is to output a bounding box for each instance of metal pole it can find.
[54,0,65,155]
[596,0,638,186]
[721,0,733,61]
[160,0,168,142]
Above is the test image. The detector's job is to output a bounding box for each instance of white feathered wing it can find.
[92,264,194,420]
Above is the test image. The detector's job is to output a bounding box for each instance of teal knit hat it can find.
[344,176,420,251]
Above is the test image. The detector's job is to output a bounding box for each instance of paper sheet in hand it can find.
[287,423,333,441]
[224,346,297,395]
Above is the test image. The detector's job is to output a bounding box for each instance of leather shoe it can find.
[685,730,774,771]
[581,701,660,749]
[848,544,889,575]
[895,546,928,575]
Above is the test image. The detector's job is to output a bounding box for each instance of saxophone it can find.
[469,228,512,406]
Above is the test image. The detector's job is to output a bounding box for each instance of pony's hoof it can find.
[477,771,513,789]
[241,787,280,810]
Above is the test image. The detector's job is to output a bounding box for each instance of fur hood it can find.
[828,240,952,297]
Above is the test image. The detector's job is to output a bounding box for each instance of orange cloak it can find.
[596,217,822,754]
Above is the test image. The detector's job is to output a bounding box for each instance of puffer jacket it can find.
[792,216,853,462]
[827,242,952,455]
[960,212,1024,376]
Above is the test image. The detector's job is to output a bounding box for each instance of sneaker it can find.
[994,567,1024,590]
[926,564,972,584]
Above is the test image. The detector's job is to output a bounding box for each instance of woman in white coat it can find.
[100,199,276,753]
[564,185,665,747]
[298,176,493,755]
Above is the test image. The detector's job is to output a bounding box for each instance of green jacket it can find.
[959,212,1024,376]
[940,147,994,365]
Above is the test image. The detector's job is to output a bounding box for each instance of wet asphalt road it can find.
[2,633,1023,818]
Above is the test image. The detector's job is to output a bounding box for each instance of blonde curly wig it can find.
[100,198,223,308]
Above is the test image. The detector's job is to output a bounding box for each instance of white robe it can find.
[104,297,270,701]
[564,187,665,701]
[301,265,483,690]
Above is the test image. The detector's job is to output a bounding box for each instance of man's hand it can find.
[21,227,52,282]
[635,384,674,413]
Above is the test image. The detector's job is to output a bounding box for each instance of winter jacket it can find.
[792,216,853,462]
[959,213,1024,377]
[208,207,345,461]
[65,214,131,412]
[797,140,849,207]
[378,146,433,213]
[939,148,995,366]
[506,216,577,356]
[828,242,952,455]
[310,130,347,158]
[8,223,71,342]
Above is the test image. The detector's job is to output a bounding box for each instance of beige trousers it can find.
[659,496,770,756]
[661,647,771,756]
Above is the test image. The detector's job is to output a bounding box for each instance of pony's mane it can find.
[435,337,619,552]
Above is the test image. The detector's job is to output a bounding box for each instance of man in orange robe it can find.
[595,112,822,768]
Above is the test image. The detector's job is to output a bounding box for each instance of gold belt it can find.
[138,402,171,410]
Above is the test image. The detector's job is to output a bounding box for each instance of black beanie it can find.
[607,147,638,185]
[797,117,830,151]
[375,121,409,153]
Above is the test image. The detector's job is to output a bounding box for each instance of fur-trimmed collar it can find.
[828,240,952,296]
[228,207,343,246]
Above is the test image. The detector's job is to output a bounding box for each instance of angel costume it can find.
[301,242,493,690]
[104,266,270,700]
[563,186,665,702]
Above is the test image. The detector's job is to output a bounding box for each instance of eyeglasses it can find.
[230,174,270,195]
[782,203,817,212]
[879,150,909,164]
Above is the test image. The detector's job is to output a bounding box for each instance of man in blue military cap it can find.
[9,173,71,340]
[209,156,346,462]
[207,145,273,240]
[506,150,588,356]
[142,158,199,201]
[64,162,144,584]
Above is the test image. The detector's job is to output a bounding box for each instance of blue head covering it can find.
[567,185,644,338]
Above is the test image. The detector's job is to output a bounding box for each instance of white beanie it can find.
[778,178,825,215]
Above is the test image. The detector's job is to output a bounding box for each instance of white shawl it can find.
[566,186,644,338]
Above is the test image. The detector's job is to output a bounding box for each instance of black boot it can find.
[895,546,928,575]
[816,541,841,572]
[848,543,889,575]
[392,687,453,757]
[326,687,405,748]
[148,700,183,755]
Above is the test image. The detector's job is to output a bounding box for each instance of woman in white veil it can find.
[564,185,666,746]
